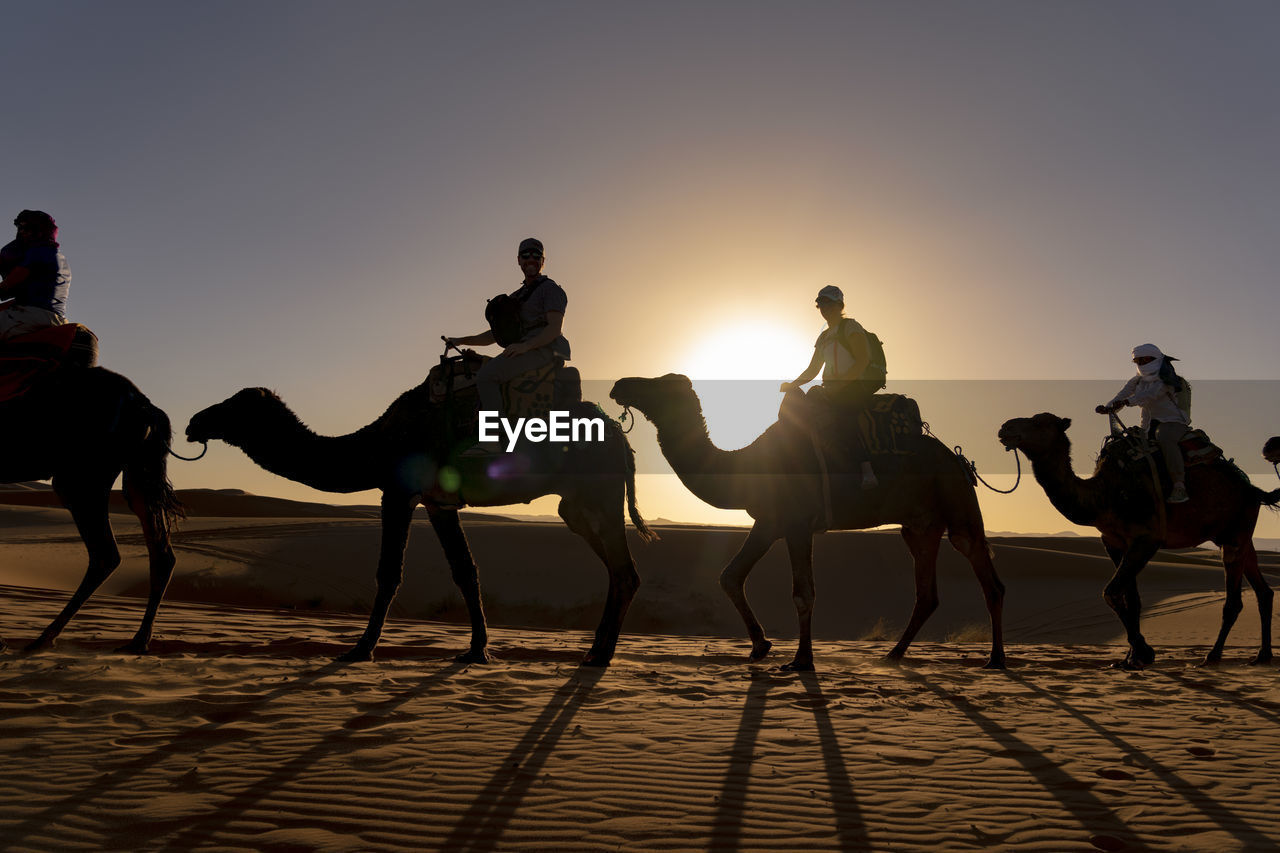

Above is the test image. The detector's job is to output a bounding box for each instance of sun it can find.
[677,321,816,449]
[681,321,813,381]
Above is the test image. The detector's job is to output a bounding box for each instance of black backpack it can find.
[484,279,545,347]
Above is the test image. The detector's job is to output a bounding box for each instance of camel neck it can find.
[647,399,756,511]
[1025,441,1105,527]
[231,407,382,494]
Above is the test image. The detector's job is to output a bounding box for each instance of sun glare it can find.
[682,322,813,381]
[677,321,815,449]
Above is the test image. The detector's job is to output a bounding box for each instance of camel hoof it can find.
[747,640,773,662]
[1199,654,1223,668]
[1109,657,1144,672]
[115,641,150,656]
[1248,652,1272,666]
[22,638,53,655]
[455,648,494,665]
[982,656,1007,671]
[336,646,374,663]
[881,651,905,666]
[779,659,815,672]
[581,650,614,668]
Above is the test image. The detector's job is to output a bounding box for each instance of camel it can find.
[1,367,182,654]
[609,374,1006,671]
[998,413,1279,668]
[185,384,655,666]
[1263,437,1280,466]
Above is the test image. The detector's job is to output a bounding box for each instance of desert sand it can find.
[2,490,1280,851]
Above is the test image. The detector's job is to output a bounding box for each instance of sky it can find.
[7,1,1280,536]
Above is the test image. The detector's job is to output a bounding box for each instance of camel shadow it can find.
[439,665,603,852]
[0,659,351,850]
[1151,668,1280,727]
[1006,671,1276,850]
[145,660,468,850]
[900,669,1141,851]
[710,670,869,851]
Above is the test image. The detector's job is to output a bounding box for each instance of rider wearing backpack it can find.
[781,285,887,489]
[1096,343,1191,503]
[444,237,570,453]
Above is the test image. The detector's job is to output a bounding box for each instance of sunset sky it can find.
[9,2,1279,536]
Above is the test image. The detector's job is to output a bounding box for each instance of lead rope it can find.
[169,441,208,461]
[923,422,1022,494]
[617,405,635,434]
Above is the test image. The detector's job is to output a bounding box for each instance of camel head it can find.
[1264,437,1280,465]
[187,387,285,445]
[609,374,699,422]
[997,413,1072,459]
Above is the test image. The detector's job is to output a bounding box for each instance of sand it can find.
[3,494,1280,851]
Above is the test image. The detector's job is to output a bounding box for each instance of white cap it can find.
[816,285,844,305]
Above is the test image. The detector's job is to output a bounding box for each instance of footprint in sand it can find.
[1095,767,1135,781]
[1186,745,1216,758]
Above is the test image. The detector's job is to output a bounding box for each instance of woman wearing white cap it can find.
[1096,344,1191,503]
[781,285,887,489]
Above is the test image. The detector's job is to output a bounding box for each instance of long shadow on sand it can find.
[0,659,351,851]
[439,666,603,852]
[1007,671,1276,850]
[710,670,869,852]
[151,660,469,850]
[903,669,1140,851]
[1151,668,1280,727]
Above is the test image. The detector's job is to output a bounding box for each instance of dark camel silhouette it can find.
[1,367,182,653]
[999,413,1278,668]
[186,385,655,665]
[1263,437,1280,466]
[609,374,1006,670]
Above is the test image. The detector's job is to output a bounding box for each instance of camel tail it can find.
[123,403,186,536]
[1259,487,1280,509]
[615,422,658,543]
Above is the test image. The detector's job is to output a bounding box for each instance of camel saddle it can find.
[1100,425,1224,481]
[0,323,99,403]
[856,393,924,456]
[425,349,582,449]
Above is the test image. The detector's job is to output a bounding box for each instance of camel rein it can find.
[617,405,635,434]
[169,441,208,461]
[923,423,1022,494]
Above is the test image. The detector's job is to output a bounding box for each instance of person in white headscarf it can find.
[1096,343,1190,503]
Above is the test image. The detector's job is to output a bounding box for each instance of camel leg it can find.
[719,523,779,662]
[780,530,817,672]
[949,528,1007,669]
[1102,537,1160,668]
[1241,543,1274,665]
[1204,546,1246,666]
[340,492,415,663]
[116,482,177,654]
[27,479,121,653]
[559,497,640,667]
[885,524,942,664]
[428,509,491,664]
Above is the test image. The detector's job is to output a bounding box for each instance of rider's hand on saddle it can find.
[1095,404,1112,414]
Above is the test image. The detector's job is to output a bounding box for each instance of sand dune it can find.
[2,585,1280,851]
[3,495,1280,850]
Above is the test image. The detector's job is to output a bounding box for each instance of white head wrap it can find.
[1132,343,1164,377]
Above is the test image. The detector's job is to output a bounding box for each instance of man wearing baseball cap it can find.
[445,237,570,452]
[781,285,886,488]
